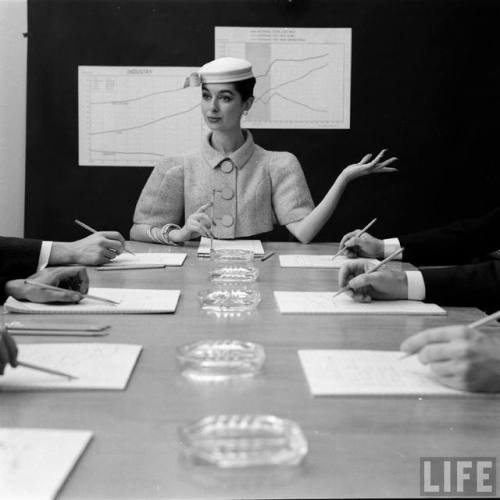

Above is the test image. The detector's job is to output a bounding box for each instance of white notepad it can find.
[98,252,187,269]
[274,291,446,315]
[198,237,264,256]
[0,427,92,500]
[279,254,350,268]
[298,350,472,396]
[5,288,181,314]
[0,343,142,390]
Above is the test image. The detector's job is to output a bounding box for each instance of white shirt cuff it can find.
[405,271,426,301]
[37,241,53,271]
[383,238,402,259]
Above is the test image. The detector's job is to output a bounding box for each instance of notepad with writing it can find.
[198,237,264,256]
[298,350,471,396]
[5,288,180,314]
[0,343,142,390]
[274,291,446,315]
[279,254,350,268]
[0,427,92,500]
[98,252,187,269]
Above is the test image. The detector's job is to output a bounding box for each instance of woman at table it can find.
[130,57,397,245]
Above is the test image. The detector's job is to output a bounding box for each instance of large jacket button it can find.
[221,214,234,227]
[220,161,233,173]
[221,187,234,200]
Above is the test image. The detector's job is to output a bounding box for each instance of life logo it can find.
[420,457,496,496]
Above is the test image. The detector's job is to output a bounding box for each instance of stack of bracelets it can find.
[147,224,182,245]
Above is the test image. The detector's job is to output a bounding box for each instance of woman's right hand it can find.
[169,203,215,242]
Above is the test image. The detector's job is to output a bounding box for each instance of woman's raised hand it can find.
[339,149,398,183]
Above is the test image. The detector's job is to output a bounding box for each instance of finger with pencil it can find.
[400,312,500,393]
[1,327,76,380]
[338,229,384,260]
[333,218,377,260]
[336,248,405,301]
[5,267,90,304]
[73,219,134,263]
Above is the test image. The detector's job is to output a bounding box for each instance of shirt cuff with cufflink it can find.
[405,270,426,301]
[37,241,53,271]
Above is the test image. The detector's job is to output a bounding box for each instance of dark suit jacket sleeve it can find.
[399,206,500,266]
[0,277,11,304]
[421,260,500,313]
[0,236,42,303]
[0,236,42,276]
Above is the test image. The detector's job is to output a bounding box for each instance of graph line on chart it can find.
[254,53,329,78]
[258,93,327,113]
[79,66,204,167]
[215,27,351,129]
[255,64,328,104]
[91,85,186,105]
[90,103,201,136]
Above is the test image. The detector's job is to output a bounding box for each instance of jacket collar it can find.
[202,130,255,169]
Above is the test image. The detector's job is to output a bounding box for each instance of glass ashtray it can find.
[209,248,259,282]
[179,414,308,468]
[176,339,265,380]
[198,286,261,312]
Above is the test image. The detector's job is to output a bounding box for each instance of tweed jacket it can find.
[133,131,314,239]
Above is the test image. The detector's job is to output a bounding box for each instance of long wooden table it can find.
[2,242,499,499]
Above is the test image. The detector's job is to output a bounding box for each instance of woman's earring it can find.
[243,110,248,115]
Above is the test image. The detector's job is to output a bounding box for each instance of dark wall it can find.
[26,0,500,242]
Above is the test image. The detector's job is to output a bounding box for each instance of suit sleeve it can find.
[399,206,500,266]
[0,277,9,304]
[0,236,42,276]
[421,260,500,313]
[0,237,42,303]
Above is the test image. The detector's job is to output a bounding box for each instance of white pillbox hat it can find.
[184,57,254,87]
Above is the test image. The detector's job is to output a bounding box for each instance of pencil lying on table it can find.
[5,321,110,332]
[332,217,377,260]
[24,280,120,305]
[332,247,404,300]
[16,361,78,380]
[259,251,275,261]
[74,218,136,256]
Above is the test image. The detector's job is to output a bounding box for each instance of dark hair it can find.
[233,77,256,102]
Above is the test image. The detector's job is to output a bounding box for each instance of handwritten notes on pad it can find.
[198,237,264,256]
[98,252,187,269]
[5,288,180,314]
[0,343,142,390]
[274,291,446,315]
[0,428,92,500]
[298,350,469,396]
[279,254,349,268]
